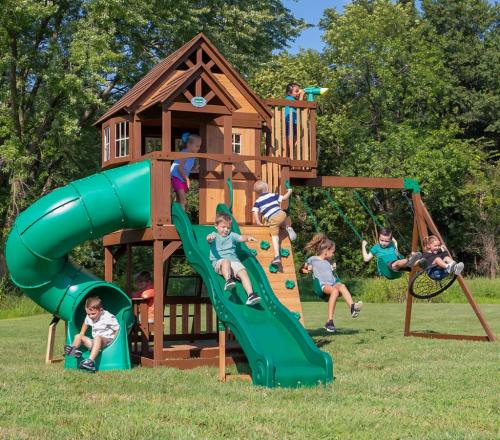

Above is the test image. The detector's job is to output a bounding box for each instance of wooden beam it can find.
[299,176,406,189]
[219,329,226,382]
[162,241,182,263]
[169,102,231,115]
[103,226,179,246]
[407,332,490,342]
[265,98,317,108]
[161,108,172,153]
[104,247,113,282]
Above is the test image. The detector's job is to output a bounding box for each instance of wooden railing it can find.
[265,99,317,169]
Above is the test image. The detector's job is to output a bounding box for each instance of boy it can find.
[64,296,120,372]
[132,270,155,324]
[252,180,296,266]
[362,228,421,276]
[207,213,261,306]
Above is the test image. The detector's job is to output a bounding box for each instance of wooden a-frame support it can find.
[404,193,496,342]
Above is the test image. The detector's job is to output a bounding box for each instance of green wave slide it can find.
[6,159,333,386]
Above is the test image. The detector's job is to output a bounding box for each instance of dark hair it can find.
[135,270,152,283]
[379,228,393,238]
[215,212,232,225]
[286,82,301,95]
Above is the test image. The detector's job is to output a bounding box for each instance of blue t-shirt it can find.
[170,148,196,182]
[284,95,297,124]
[209,232,242,265]
[306,256,336,286]
[370,243,399,264]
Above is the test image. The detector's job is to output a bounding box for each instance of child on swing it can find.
[361,228,422,276]
[420,235,464,276]
[301,233,363,333]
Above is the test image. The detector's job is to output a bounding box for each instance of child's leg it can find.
[219,260,233,281]
[336,283,354,309]
[271,234,280,258]
[71,333,92,349]
[323,285,340,322]
[175,189,186,210]
[432,257,448,269]
[89,336,107,361]
[391,259,408,270]
[235,269,253,296]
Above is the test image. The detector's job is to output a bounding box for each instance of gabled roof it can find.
[94,33,272,125]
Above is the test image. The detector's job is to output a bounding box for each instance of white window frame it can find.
[144,137,162,154]
[103,126,110,161]
[232,133,241,154]
[115,121,129,157]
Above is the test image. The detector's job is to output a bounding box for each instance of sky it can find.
[283,0,350,54]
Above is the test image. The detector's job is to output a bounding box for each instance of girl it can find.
[302,233,363,333]
[170,133,202,210]
[420,235,464,276]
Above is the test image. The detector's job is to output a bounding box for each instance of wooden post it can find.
[404,217,419,336]
[153,240,165,363]
[412,193,428,246]
[218,324,226,382]
[131,113,142,160]
[126,244,132,295]
[104,246,113,282]
[45,316,61,364]
[223,115,232,207]
[162,108,172,153]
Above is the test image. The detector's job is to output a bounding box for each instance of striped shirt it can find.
[252,192,283,220]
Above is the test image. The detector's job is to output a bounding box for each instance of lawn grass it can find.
[1,303,499,439]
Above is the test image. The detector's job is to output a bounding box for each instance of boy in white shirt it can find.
[64,296,120,372]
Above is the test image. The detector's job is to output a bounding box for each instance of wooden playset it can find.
[89,34,496,373]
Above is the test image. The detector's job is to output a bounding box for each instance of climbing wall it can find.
[239,226,304,325]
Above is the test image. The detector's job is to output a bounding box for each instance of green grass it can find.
[0,294,44,319]
[1,303,499,439]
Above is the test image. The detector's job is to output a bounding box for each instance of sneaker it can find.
[78,358,96,372]
[224,278,236,291]
[271,256,281,266]
[64,344,82,358]
[286,226,297,241]
[351,301,363,318]
[406,252,422,267]
[324,320,336,333]
[446,261,457,274]
[246,293,261,306]
[454,262,464,276]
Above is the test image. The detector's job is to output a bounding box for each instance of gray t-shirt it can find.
[306,256,336,286]
[209,232,242,265]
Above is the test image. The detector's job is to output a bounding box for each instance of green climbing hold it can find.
[280,248,290,258]
[292,311,301,320]
[249,248,257,256]
[285,280,295,289]
[268,264,279,273]
[260,241,270,250]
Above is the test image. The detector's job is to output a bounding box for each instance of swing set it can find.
[289,175,496,342]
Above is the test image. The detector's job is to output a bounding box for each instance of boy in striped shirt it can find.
[252,180,297,266]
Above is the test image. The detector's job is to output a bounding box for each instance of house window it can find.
[103,126,110,161]
[232,133,241,154]
[115,121,129,157]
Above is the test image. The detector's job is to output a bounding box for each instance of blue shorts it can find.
[321,280,339,292]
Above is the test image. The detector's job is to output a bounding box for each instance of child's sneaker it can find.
[454,262,464,276]
[78,358,96,372]
[64,344,82,358]
[351,301,363,318]
[246,293,261,306]
[324,320,336,333]
[286,226,297,241]
[446,261,457,274]
[224,277,236,291]
[271,256,281,266]
[406,252,422,267]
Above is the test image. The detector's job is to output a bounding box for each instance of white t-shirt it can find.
[85,310,120,340]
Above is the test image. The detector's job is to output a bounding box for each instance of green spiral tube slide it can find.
[5,160,151,371]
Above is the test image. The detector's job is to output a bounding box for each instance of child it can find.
[420,235,464,276]
[252,180,297,266]
[362,228,421,276]
[64,296,120,372]
[284,83,305,155]
[207,213,261,306]
[302,233,363,333]
[170,133,202,210]
[131,270,155,323]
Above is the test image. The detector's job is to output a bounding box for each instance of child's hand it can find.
[331,262,337,270]
[206,233,216,243]
[186,178,190,189]
[247,236,257,242]
[362,240,368,247]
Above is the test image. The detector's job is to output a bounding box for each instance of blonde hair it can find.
[85,296,103,311]
[215,212,232,225]
[305,233,335,256]
[423,235,441,250]
[253,180,269,194]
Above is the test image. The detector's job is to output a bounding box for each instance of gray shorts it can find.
[213,259,246,276]
[90,336,114,348]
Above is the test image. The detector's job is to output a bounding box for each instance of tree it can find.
[0,0,304,281]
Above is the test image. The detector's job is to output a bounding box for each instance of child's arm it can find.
[253,211,263,226]
[300,263,312,274]
[176,158,190,187]
[281,188,293,201]
[79,322,88,336]
[392,237,398,251]
[238,235,257,243]
[362,240,374,262]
